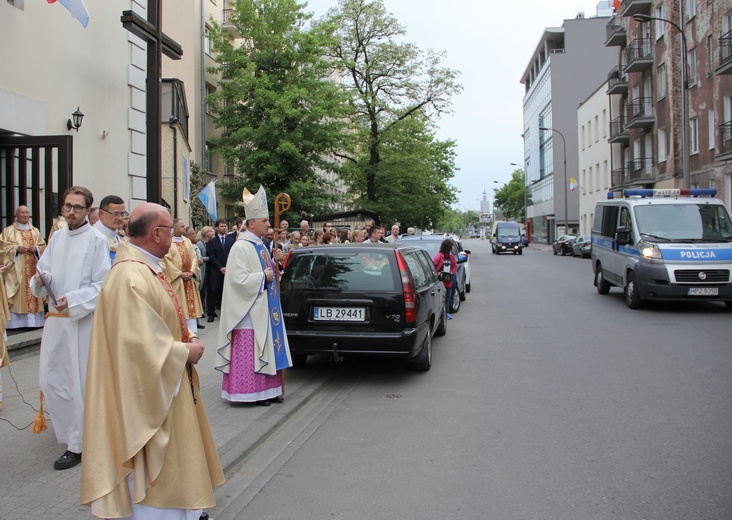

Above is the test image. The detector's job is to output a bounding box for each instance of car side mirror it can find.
[457,253,468,264]
[463,249,471,255]
[615,226,632,246]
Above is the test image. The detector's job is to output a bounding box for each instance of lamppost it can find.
[539,127,568,237]
[633,12,689,189]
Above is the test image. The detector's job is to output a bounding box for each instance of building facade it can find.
[521,11,619,244]
[605,0,732,208]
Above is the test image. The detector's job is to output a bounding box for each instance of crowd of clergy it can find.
[0,184,295,519]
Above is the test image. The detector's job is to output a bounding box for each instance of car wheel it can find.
[450,289,461,313]
[435,305,447,337]
[409,329,432,371]
[595,265,611,295]
[518,248,523,255]
[466,282,471,293]
[725,301,732,311]
[553,248,558,255]
[625,271,644,309]
[291,353,308,368]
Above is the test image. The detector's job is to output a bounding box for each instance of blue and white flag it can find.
[197,180,217,220]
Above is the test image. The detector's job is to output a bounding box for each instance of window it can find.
[654,5,665,39]
[581,125,585,150]
[689,117,699,154]
[8,0,24,9]
[657,64,666,100]
[686,0,697,19]
[204,26,212,56]
[687,49,698,86]
[594,115,599,142]
[205,84,215,115]
[708,110,715,150]
[589,166,593,192]
[658,128,667,162]
[596,163,600,192]
[603,160,609,189]
[205,142,214,170]
[588,120,592,147]
[706,35,714,77]
[602,109,607,137]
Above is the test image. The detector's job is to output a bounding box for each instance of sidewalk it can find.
[0,319,330,520]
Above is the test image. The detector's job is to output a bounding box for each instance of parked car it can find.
[280,244,447,371]
[570,234,592,258]
[397,234,469,312]
[455,238,471,293]
[552,234,576,256]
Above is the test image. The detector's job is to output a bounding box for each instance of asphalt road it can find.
[220,239,732,520]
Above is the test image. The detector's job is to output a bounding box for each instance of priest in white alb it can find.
[92,194,128,262]
[164,218,204,334]
[216,186,292,406]
[0,205,46,328]
[30,186,111,470]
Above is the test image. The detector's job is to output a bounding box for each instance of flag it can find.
[612,0,621,12]
[569,177,578,191]
[47,0,90,28]
[197,180,218,221]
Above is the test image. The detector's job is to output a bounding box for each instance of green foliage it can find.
[493,169,527,222]
[319,0,462,212]
[207,0,351,201]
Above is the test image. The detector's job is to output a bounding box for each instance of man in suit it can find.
[262,227,275,256]
[206,219,233,323]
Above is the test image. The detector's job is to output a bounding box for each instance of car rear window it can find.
[282,251,398,292]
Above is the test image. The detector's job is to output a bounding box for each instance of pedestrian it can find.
[279,219,289,232]
[93,195,128,262]
[277,229,290,252]
[365,226,381,244]
[29,186,111,470]
[0,205,46,329]
[216,186,292,406]
[164,219,204,334]
[289,231,301,249]
[81,203,224,519]
[206,219,233,322]
[299,219,310,238]
[0,265,10,411]
[338,229,350,244]
[386,224,400,243]
[196,225,213,315]
[88,207,100,227]
[300,234,310,247]
[432,238,457,319]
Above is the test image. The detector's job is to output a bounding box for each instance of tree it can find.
[320,0,462,205]
[207,0,350,207]
[493,169,526,222]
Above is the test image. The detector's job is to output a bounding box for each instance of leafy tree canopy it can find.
[493,169,527,222]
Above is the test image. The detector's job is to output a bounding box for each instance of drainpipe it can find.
[169,117,179,217]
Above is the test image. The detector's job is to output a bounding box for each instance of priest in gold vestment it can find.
[164,218,203,334]
[81,203,224,519]
[0,264,11,411]
[0,206,46,328]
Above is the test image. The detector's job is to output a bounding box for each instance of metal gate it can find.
[0,135,73,237]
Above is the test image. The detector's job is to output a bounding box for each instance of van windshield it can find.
[634,203,732,241]
[496,226,520,238]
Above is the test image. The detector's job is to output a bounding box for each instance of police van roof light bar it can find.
[621,189,717,198]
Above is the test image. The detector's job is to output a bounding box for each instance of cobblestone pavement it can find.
[0,319,329,520]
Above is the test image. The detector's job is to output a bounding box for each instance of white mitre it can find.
[242,185,269,220]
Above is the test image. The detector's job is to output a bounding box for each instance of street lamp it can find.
[539,127,568,237]
[633,13,689,189]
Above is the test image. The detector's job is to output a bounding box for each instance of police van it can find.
[591,189,732,309]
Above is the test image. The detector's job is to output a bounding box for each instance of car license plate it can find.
[688,287,718,296]
[313,307,365,321]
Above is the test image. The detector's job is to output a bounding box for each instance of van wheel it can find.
[292,353,308,368]
[518,248,523,255]
[625,271,644,309]
[435,306,447,337]
[725,301,732,311]
[409,330,432,371]
[595,266,610,295]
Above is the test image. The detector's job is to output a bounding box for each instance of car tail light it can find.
[395,250,417,325]
[281,250,293,270]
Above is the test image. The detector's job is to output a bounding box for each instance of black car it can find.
[552,234,576,256]
[397,234,469,313]
[280,244,447,371]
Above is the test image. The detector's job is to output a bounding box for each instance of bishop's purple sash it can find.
[254,243,291,371]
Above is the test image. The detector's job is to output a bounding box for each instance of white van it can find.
[591,189,732,309]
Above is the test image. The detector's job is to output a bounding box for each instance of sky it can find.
[303,0,611,212]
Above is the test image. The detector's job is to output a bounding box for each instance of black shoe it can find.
[197,321,206,329]
[200,513,210,520]
[207,316,215,323]
[270,396,285,404]
[256,400,271,406]
[54,450,82,470]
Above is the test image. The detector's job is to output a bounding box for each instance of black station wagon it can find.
[279,243,447,371]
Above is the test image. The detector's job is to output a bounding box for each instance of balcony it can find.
[605,17,627,47]
[627,157,655,183]
[619,0,652,17]
[222,8,240,37]
[608,116,629,143]
[716,30,732,75]
[612,166,628,187]
[718,121,732,161]
[607,66,628,95]
[623,38,653,73]
[626,97,655,128]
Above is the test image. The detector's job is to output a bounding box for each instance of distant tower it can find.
[480,187,490,214]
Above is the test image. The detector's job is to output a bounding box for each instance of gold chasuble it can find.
[163,237,203,320]
[0,223,46,315]
[81,244,224,517]
[0,279,9,369]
